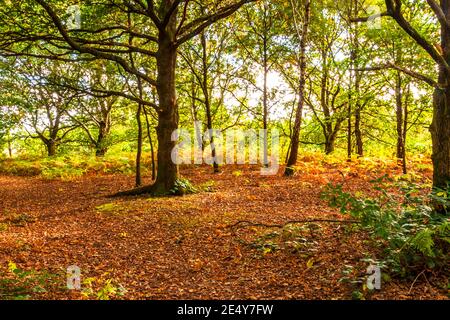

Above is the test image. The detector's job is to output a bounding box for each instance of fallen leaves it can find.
[0,160,447,300]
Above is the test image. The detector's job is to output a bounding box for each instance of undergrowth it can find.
[0,154,145,180]
[321,176,450,279]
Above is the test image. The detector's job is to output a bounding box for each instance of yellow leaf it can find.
[306,258,314,269]
[8,261,17,273]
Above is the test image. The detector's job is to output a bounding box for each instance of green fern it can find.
[410,229,435,257]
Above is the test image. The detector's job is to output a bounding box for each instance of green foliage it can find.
[95,202,125,215]
[246,224,320,257]
[0,262,60,300]
[169,178,198,196]
[0,154,140,180]
[199,180,216,192]
[81,274,126,300]
[322,178,450,277]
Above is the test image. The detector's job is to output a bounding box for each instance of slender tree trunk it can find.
[191,77,204,152]
[395,72,406,166]
[354,70,363,157]
[136,103,143,187]
[347,96,352,160]
[7,131,12,157]
[354,107,363,157]
[285,0,310,176]
[143,106,156,181]
[262,27,269,168]
[402,85,409,174]
[201,32,219,173]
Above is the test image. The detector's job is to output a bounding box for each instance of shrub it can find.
[321,177,450,277]
[169,178,198,196]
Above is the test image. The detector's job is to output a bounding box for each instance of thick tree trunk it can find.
[46,140,57,157]
[431,0,450,191]
[152,34,179,195]
[95,122,109,157]
[431,85,450,189]
[113,11,180,197]
[325,137,335,155]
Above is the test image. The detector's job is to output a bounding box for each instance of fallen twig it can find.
[408,270,427,294]
[228,218,360,230]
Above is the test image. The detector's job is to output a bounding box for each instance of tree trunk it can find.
[152,32,179,195]
[136,103,143,187]
[143,106,156,181]
[262,25,269,168]
[7,131,12,157]
[354,107,363,157]
[402,85,409,174]
[431,83,450,190]
[201,32,219,173]
[95,122,109,157]
[325,137,335,155]
[285,0,310,176]
[46,140,57,157]
[431,0,450,191]
[354,68,363,157]
[115,14,180,196]
[395,73,405,163]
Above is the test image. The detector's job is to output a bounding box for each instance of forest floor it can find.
[0,156,448,300]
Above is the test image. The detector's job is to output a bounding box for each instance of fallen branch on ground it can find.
[228,218,360,230]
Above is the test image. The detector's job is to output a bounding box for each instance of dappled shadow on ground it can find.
[0,159,447,300]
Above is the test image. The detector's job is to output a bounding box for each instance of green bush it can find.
[321,177,450,277]
[169,178,198,196]
[0,262,60,300]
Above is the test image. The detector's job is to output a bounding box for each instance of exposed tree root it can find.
[109,184,156,197]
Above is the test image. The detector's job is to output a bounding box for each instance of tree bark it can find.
[325,137,336,155]
[395,72,405,161]
[262,26,269,168]
[430,0,450,191]
[136,103,143,187]
[151,26,179,195]
[95,120,110,157]
[46,140,57,157]
[285,0,310,176]
[201,32,220,173]
[354,107,363,157]
[7,131,12,158]
[143,106,156,181]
